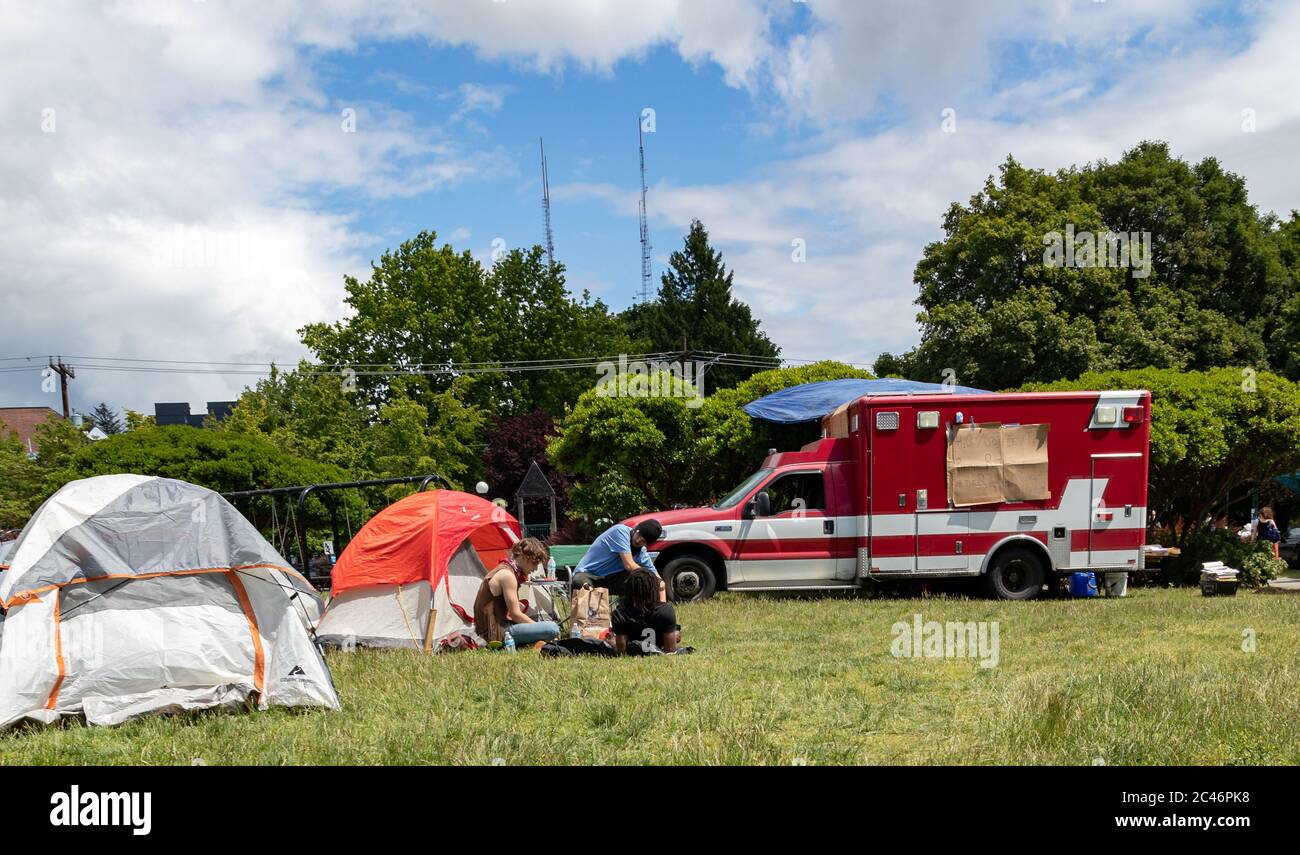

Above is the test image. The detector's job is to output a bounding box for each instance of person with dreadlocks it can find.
[473,537,560,647]
[611,568,681,654]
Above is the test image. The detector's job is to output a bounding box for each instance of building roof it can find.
[153,401,237,428]
[0,407,59,452]
[515,460,556,498]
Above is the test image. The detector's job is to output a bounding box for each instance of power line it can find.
[0,350,873,381]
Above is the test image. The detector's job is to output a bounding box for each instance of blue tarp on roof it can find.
[743,378,992,424]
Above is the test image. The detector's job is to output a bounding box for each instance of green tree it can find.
[220,367,485,503]
[0,433,45,530]
[50,425,362,547]
[300,231,632,417]
[880,142,1297,388]
[625,220,780,390]
[0,419,90,529]
[54,426,349,495]
[219,362,372,475]
[367,379,485,494]
[487,245,633,413]
[124,409,155,431]
[1275,211,1300,377]
[549,361,871,520]
[88,402,124,435]
[1023,367,1300,544]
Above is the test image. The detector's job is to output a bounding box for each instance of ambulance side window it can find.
[763,472,825,515]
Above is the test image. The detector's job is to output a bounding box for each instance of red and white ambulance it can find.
[628,389,1151,601]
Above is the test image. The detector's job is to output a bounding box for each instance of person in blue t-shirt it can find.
[571,519,665,600]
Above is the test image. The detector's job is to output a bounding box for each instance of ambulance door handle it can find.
[824,520,835,535]
[898,493,906,508]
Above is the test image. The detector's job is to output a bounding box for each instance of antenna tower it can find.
[638,120,652,303]
[539,137,555,270]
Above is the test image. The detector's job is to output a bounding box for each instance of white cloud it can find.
[0,1,520,412]
[569,1,1300,371]
[451,83,512,117]
[769,0,1222,124]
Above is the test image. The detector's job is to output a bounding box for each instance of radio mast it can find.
[638,120,652,303]
[540,137,555,271]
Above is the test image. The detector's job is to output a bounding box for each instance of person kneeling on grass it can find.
[570,519,666,601]
[611,568,680,655]
[474,537,561,647]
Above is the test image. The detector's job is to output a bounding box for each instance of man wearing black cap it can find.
[570,519,665,600]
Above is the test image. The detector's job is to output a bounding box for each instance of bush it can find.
[1239,550,1287,588]
[1166,529,1282,587]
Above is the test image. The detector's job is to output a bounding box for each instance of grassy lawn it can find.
[3,586,1298,765]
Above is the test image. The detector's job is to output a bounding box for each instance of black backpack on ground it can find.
[539,637,618,657]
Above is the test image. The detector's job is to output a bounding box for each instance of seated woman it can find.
[611,568,681,654]
[473,537,561,647]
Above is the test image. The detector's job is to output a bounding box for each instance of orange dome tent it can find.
[316,490,521,650]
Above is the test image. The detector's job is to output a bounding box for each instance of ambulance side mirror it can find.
[743,491,771,519]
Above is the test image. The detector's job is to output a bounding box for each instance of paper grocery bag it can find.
[570,585,611,636]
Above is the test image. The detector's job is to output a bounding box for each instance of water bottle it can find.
[570,621,581,639]
[503,629,516,652]
[547,555,557,577]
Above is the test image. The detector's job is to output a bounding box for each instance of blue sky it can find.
[313,39,798,306]
[1,0,1295,415]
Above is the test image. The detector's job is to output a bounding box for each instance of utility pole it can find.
[48,357,75,419]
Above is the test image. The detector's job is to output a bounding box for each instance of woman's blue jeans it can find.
[508,620,561,644]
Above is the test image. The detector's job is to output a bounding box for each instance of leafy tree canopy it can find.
[52,424,363,541]
[219,366,484,502]
[55,425,349,495]
[879,142,1297,389]
[300,231,634,417]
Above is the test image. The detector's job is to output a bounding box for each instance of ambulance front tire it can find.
[984,546,1046,600]
[662,555,717,603]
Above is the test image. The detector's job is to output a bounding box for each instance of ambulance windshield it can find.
[713,468,773,510]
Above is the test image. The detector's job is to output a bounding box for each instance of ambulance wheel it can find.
[985,546,1046,600]
[663,555,717,602]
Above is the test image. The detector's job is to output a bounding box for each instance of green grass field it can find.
[3,586,1298,765]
